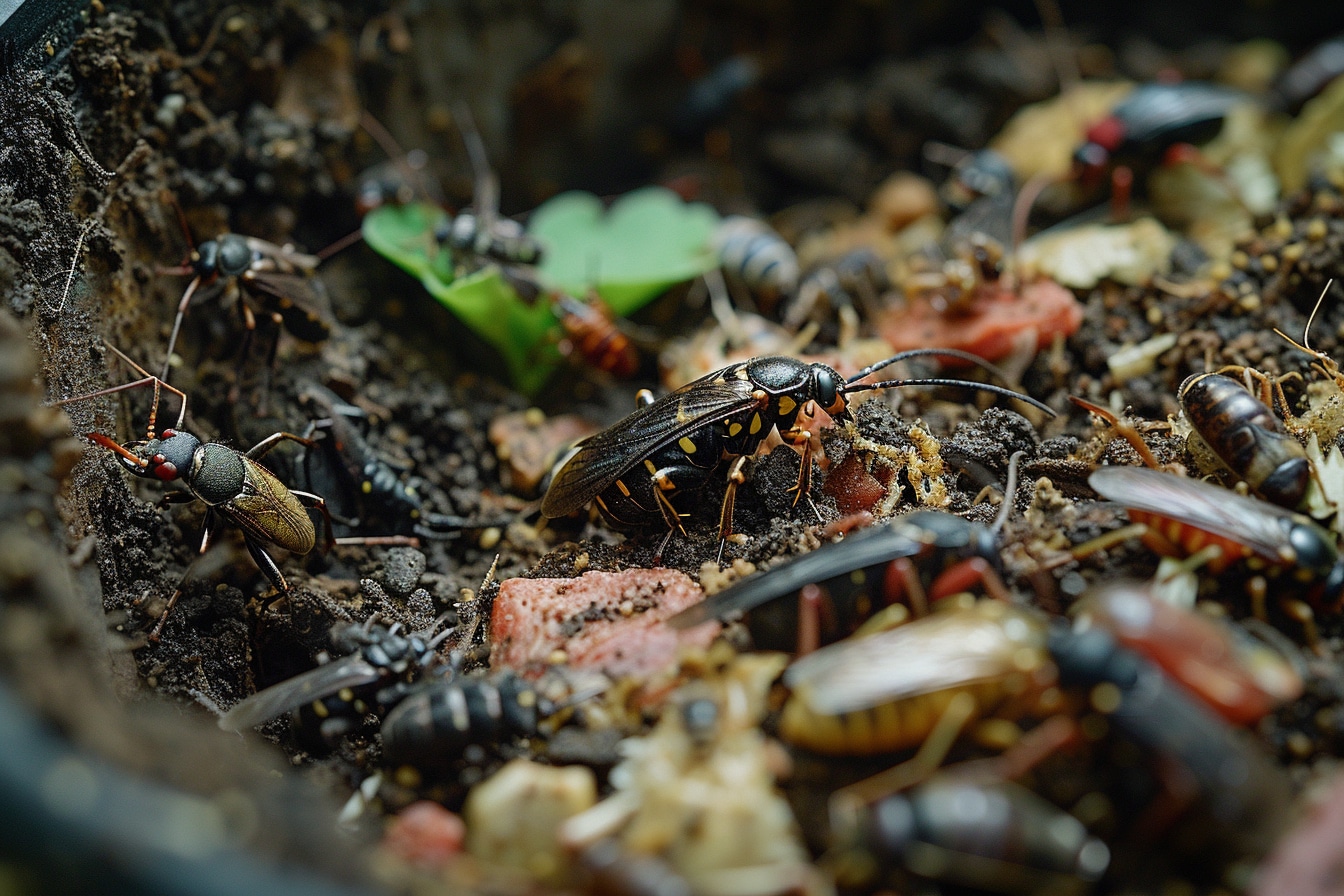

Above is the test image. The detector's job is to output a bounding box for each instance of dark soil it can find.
[5,2,1344,894]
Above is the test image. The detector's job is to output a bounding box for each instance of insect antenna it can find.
[452,100,499,227]
[55,342,189,438]
[1273,279,1339,381]
[845,375,1056,417]
[843,347,1055,417]
[846,346,1019,386]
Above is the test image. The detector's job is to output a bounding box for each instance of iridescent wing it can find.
[218,654,383,731]
[540,366,759,518]
[783,603,1046,716]
[1089,466,1306,564]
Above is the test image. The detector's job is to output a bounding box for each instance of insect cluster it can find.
[16,5,1344,896]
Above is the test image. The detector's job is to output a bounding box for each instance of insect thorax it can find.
[190,443,248,505]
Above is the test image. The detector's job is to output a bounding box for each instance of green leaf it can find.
[361,189,721,395]
[419,266,563,396]
[361,202,450,281]
[530,186,721,314]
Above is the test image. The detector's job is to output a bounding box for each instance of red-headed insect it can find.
[1071,581,1303,726]
[1071,81,1247,188]
[57,347,334,641]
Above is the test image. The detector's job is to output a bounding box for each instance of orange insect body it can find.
[554,293,639,378]
[1125,507,1259,574]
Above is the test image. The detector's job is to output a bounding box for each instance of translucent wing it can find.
[219,655,383,732]
[540,367,758,518]
[783,603,1045,716]
[1089,466,1303,563]
[244,236,321,274]
[668,516,930,629]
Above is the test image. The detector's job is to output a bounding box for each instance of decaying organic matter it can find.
[8,3,1344,895]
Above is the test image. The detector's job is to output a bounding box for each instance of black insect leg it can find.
[228,283,259,405]
[242,534,291,594]
[251,309,285,416]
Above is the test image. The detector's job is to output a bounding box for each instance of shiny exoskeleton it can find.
[542,350,1052,545]
[301,386,492,541]
[669,510,1003,651]
[1178,373,1309,508]
[1088,466,1344,605]
[436,210,545,269]
[553,291,640,378]
[219,620,442,745]
[162,232,331,381]
[434,101,544,275]
[61,359,334,641]
[1071,582,1302,726]
[779,601,1053,755]
[1049,625,1292,853]
[94,423,332,640]
[834,777,1110,892]
[1273,33,1344,113]
[711,215,801,302]
[379,671,547,771]
[1072,82,1247,186]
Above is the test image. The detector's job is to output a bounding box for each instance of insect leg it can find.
[161,276,203,381]
[244,431,319,460]
[927,557,1011,603]
[716,455,750,542]
[885,556,929,618]
[243,535,291,593]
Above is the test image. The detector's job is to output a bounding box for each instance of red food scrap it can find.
[382,801,466,870]
[877,279,1082,363]
[822,451,894,515]
[490,569,720,677]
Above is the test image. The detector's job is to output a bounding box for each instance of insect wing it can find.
[783,604,1044,716]
[1114,83,1244,146]
[1088,466,1304,564]
[240,269,333,342]
[219,655,383,731]
[668,516,930,629]
[540,369,757,518]
[243,236,321,274]
[226,458,318,554]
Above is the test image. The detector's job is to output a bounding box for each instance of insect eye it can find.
[152,459,179,481]
[814,368,838,407]
[1289,524,1332,572]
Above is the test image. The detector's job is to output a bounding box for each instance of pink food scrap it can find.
[490,569,720,677]
[382,801,466,870]
[877,279,1082,363]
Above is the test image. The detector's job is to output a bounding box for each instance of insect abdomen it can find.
[780,681,1008,755]
[1126,508,1253,574]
